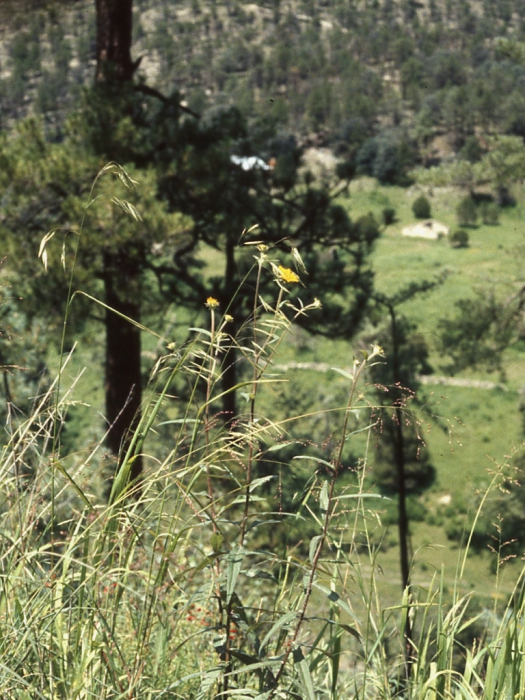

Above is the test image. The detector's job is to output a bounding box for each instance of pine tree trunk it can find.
[95,0,134,82]
[95,0,144,490]
[389,305,414,679]
[103,250,143,488]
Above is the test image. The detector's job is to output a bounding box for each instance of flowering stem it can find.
[205,305,218,531]
[269,356,369,696]
[239,260,267,547]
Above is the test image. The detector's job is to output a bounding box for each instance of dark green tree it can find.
[438,287,525,374]
[442,85,475,148]
[0,123,185,486]
[369,287,437,589]
[460,135,484,163]
[450,229,470,248]
[0,0,182,490]
[0,0,382,492]
[356,130,416,185]
[367,281,440,675]
[412,195,431,219]
[456,195,478,226]
[151,118,381,416]
[400,56,425,102]
[90,0,143,487]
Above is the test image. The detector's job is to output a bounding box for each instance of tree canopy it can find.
[0,0,382,487]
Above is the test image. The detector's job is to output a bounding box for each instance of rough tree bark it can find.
[103,250,143,487]
[386,302,414,681]
[96,0,135,82]
[95,0,143,487]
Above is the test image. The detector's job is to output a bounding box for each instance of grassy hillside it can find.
[2,2,525,695]
[359,181,525,586]
[241,176,525,597]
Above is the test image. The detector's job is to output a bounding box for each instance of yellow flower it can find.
[277,266,300,284]
[224,314,234,323]
[205,297,220,309]
[370,344,385,359]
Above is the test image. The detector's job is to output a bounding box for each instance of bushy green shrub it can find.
[382,207,396,225]
[460,135,483,163]
[412,194,431,219]
[450,229,469,247]
[456,195,478,226]
[480,201,500,225]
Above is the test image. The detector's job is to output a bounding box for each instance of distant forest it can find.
[2,0,525,185]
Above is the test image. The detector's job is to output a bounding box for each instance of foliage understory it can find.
[0,166,524,700]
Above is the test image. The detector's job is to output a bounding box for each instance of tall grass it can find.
[0,164,524,699]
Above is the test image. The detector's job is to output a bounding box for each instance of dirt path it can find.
[274,362,507,391]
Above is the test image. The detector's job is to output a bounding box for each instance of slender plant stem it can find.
[239,264,273,546]
[205,306,218,531]
[269,357,368,695]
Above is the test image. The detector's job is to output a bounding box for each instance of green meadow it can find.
[350,180,525,591]
[249,177,525,598]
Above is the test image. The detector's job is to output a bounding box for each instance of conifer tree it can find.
[94,0,143,486]
[0,0,382,491]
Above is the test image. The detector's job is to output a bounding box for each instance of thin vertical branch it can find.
[269,354,373,696]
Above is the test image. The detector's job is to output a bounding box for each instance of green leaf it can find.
[156,418,202,426]
[344,422,379,440]
[259,611,298,654]
[293,646,316,700]
[293,455,335,471]
[226,546,245,604]
[334,493,388,500]
[303,572,311,593]
[249,475,276,490]
[331,367,354,380]
[189,327,213,337]
[210,533,223,552]
[339,622,361,640]
[313,583,360,624]
[309,535,322,564]
[196,667,221,700]
[319,481,329,512]
[265,441,298,453]
[190,553,220,575]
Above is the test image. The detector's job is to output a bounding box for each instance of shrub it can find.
[412,194,431,219]
[497,186,516,207]
[450,229,469,247]
[460,135,483,163]
[382,207,396,225]
[456,195,478,226]
[480,201,500,225]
